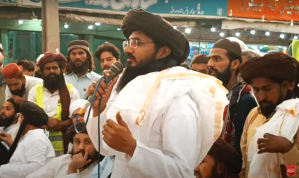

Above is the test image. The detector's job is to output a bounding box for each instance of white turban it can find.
[36,54,44,63]
[69,99,89,118]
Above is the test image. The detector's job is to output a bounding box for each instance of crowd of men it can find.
[0,8,298,178]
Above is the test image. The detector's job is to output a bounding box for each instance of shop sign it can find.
[227,0,299,22]
[21,0,227,17]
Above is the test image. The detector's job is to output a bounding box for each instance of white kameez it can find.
[85,67,228,178]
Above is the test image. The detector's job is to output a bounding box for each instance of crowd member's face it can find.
[194,155,222,178]
[42,61,64,91]
[0,102,16,127]
[71,109,85,124]
[191,63,209,74]
[6,76,26,97]
[117,31,171,92]
[0,46,5,66]
[124,31,160,68]
[99,51,118,71]
[208,48,239,86]
[251,77,291,118]
[69,48,89,73]
[71,133,98,167]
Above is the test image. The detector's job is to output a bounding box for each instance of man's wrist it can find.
[126,139,137,157]
[67,166,77,174]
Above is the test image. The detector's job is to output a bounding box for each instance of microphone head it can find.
[110,62,124,75]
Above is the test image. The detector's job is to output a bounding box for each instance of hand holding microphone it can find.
[88,62,123,117]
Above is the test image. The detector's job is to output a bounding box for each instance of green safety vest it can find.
[35,84,72,152]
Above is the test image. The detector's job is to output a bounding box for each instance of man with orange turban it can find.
[2,63,42,104]
[28,52,80,156]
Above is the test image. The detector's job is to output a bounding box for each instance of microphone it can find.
[78,62,124,115]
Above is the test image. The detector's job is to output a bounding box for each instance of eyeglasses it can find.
[123,39,154,49]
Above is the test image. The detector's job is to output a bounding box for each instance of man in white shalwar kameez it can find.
[0,101,55,178]
[85,9,229,178]
[26,122,98,178]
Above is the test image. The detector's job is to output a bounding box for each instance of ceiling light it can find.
[235,32,240,37]
[250,30,256,35]
[64,23,69,29]
[265,31,270,36]
[173,26,177,29]
[95,22,101,26]
[18,20,23,24]
[211,27,216,32]
[294,36,298,40]
[280,34,285,39]
[88,25,93,30]
[117,28,121,31]
[185,28,191,34]
[219,32,225,37]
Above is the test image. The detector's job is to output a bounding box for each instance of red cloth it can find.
[2,63,22,79]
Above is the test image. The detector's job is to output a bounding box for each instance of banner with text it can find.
[21,0,227,17]
[227,0,299,22]
[0,0,17,3]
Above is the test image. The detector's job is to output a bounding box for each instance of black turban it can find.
[240,52,299,85]
[66,122,88,144]
[122,9,190,63]
[208,138,242,175]
[20,101,48,127]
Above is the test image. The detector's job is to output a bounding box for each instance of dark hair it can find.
[17,59,35,72]
[95,42,121,60]
[192,54,209,65]
[6,98,20,113]
[181,63,190,69]
[227,50,242,63]
[66,122,88,144]
[66,49,95,74]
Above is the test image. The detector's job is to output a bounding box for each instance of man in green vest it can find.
[28,52,80,156]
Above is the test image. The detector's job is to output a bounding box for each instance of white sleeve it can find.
[70,87,80,101]
[25,158,57,178]
[1,139,52,178]
[27,86,37,103]
[126,94,198,178]
[4,86,11,100]
[65,174,78,178]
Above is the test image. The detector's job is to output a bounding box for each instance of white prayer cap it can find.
[0,43,3,49]
[226,37,249,50]
[69,99,89,117]
[36,54,44,63]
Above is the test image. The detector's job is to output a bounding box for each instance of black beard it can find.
[195,161,223,178]
[209,63,232,86]
[259,89,284,118]
[116,54,179,93]
[43,72,65,91]
[34,71,43,79]
[71,149,98,169]
[10,83,26,97]
[69,59,90,74]
[0,114,15,128]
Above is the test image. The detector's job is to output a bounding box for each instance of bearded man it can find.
[65,40,101,99]
[28,52,80,156]
[26,122,98,178]
[0,43,6,108]
[85,9,228,178]
[2,63,43,104]
[208,39,257,153]
[239,53,299,178]
[0,98,20,157]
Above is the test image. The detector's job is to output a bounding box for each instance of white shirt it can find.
[85,67,228,178]
[0,129,55,178]
[26,154,96,178]
[5,75,43,100]
[64,72,101,99]
[27,85,80,117]
[0,121,20,149]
